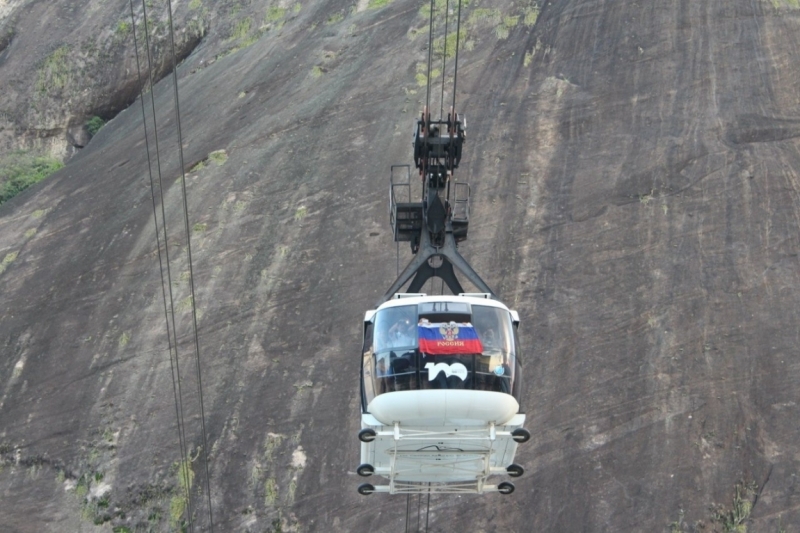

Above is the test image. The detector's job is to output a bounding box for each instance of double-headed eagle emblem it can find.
[439,323,459,341]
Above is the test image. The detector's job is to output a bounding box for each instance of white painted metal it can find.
[373,294,513,312]
[368,390,519,427]
[359,294,526,495]
[360,414,526,493]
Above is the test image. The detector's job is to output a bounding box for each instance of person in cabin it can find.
[388,316,416,348]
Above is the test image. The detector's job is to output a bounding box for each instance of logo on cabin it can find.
[425,362,468,381]
[439,323,459,341]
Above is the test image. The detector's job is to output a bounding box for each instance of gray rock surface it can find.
[1,0,800,531]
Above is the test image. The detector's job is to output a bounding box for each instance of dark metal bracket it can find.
[377,224,496,305]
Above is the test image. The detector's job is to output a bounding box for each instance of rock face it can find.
[0,0,207,159]
[1,0,800,532]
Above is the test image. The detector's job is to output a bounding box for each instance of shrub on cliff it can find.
[0,152,64,206]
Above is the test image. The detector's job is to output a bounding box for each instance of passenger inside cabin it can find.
[387,316,416,348]
[482,328,499,352]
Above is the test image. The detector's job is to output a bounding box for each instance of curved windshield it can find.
[374,305,417,352]
[361,303,522,408]
[469,305,516,394]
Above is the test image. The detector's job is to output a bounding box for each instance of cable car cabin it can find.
[357,294,529,495]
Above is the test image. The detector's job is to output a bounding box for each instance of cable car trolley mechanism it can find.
[355,107,530,496]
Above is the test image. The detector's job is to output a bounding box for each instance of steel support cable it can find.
[164,0,215,529]
[424,0,436,117]
[416,492,422,532]
[130,1,194,532]
[439,0,450,120]
[421,0,436,195]
[405,493,412,533]
[451,0,463,115]
[439,0,451,282]
[425,490,431,532]
[447,0,463,241]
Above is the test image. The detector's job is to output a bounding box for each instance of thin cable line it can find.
[133,1,194,532]
[425,0,435,115]
[128,0,186,481]
[451,0,463,115]
[440,0,450,120]
[425,489,431,532]
[164,0,215,529]
[416,492,422,532]
[396,241,400,277]
[405,493,411,533]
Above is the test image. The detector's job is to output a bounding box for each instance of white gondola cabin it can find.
[357,293,529,495]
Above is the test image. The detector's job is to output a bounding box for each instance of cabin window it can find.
[374,305,417,353]
[362,303,522,407]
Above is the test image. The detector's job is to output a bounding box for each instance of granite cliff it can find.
[1,0,800,531]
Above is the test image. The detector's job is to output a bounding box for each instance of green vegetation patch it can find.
[523,6,540,26]
[0,152,64,206]
[231,17,253,40]
[36,46,72,95]
[415,63,441,87]
[524,50,535,67]
[265,477,278,505]
[266,6,286,22]
[368,0,392,8]
[495,24,509,40]
[311,65,324,78]
[468,8,501,27]
[176,296,194,313]
[772,0,800,8]
[0,252,18,275]
[433,29,467,59]
[169,459,195,529]
[208,149,228,165]
[711,481,757,532]
[187,15,209,39]
[326,11,345,25]
[189,0,202,9]
[115,20,131,37]
[118,332,131,347]
[86,116,106,136]
[190,150,227,173]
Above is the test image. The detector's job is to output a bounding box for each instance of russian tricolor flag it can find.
[418,322,484,355]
